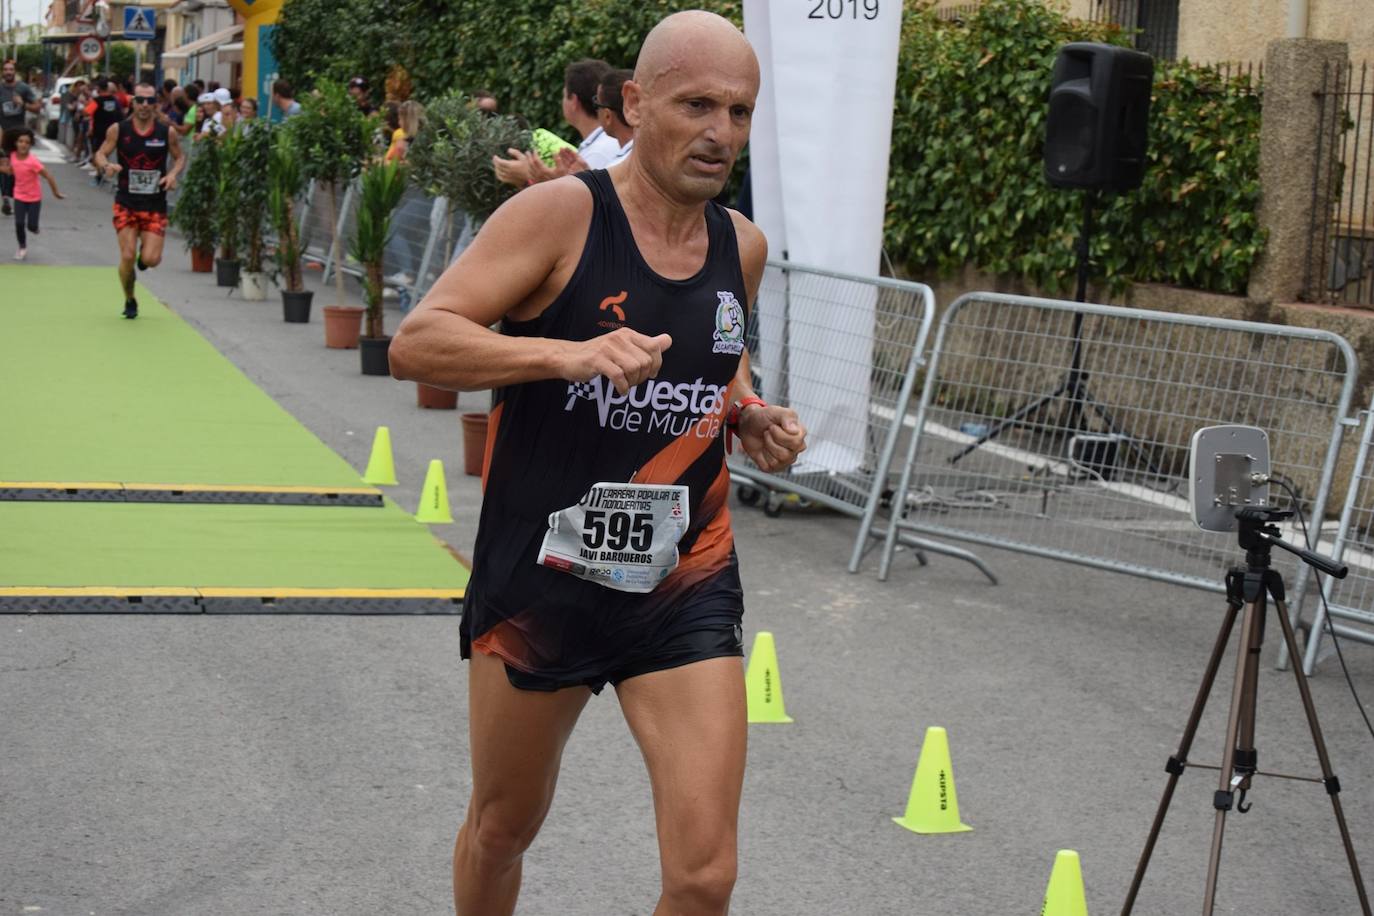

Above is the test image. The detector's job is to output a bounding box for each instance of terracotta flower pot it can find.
[460,412,490,477]
[417,382,458,410]
[322,305,365,349]
[190,247,214,273]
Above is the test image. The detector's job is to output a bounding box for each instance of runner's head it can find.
[2,126,33,155]
[624,11,758,202]
[2,59,16,83]
[131,82,158,123]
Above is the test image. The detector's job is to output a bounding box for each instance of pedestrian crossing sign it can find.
[123,6,155,39]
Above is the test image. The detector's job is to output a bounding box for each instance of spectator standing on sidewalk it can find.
[0,126,65,260]
[492,59,619,187]
[2,58,42,216]
[271,79,301,119]
[594,68,635,166]
[347,77,376,116]
[505,69,636,186]
[86,79,127,187]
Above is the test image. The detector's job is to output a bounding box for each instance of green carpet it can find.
[0,501,467,592]
[0,265,470,607]
[0,265,365,488]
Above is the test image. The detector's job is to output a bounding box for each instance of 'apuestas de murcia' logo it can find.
[565,375,728,437]
[713,291,745,355]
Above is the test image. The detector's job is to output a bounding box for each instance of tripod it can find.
[947,192,1160,475]
[1121,508,1370,915]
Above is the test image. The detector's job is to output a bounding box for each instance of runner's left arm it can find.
[727,211,807,473]
[161,128,185,190]
[40,165,64,199]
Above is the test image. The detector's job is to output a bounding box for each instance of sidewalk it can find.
[1,141,1371,915]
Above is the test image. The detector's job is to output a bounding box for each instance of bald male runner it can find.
[389,11,806,915]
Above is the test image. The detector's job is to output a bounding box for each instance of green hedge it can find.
[888,0,1264,295]
[274,0,1265,296]
[274,0,740,136]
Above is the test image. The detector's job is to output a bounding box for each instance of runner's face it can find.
[626,50,757,202]
[2,62,14,83]
[15,134,31,154]
[132,91,157,122]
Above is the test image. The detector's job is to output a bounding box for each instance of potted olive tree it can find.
[407,91,529,231]
[286,83,376,348]
[268,130,311,323]
[352,158,410,376]
[406,93,529,406]
[234,123,274,301]
[171,140,219,272]
[214,130,244,288]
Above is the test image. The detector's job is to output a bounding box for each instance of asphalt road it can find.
[3,141,1373,916]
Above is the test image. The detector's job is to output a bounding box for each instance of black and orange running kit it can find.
[463,169,752,692]
[111,119,170,236]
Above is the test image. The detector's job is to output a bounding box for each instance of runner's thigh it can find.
[116,226,139,260]
[139,230,165,261]
[466,650,591,833]
[616,656,746,866]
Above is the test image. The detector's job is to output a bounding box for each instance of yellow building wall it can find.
[226,0,283,108]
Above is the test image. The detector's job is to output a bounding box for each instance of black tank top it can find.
[462,169,750,676]
[115,119,171,212]
[91,95,124,144]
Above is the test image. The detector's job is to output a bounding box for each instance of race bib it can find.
[537,483,690,593]
[127,169,161,195]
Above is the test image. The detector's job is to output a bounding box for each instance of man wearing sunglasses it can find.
[93,82,185,319]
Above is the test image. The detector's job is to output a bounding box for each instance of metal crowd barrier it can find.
[297,180,465,309]
[727,260,995,581]
[1305,401,1374,672]
[881,293,1357,624]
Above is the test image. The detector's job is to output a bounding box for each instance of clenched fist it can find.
[555,328,672,394]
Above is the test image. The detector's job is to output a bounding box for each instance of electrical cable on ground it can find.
[1276,478,1374,744]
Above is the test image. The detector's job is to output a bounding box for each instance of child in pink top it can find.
[0,127,64,260]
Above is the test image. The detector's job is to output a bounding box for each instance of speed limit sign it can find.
[78,35,104,63]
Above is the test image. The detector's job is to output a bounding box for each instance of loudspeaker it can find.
[1044,43,1154,192]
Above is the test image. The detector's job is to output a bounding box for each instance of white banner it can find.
[743,0,902,474]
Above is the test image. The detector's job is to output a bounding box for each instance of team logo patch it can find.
[712,291,745,355]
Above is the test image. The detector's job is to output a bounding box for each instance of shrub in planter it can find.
[170,139,219,267]
[286,82,376,308]
[233,122,274,297]
[351,158,410,374]
[269,130,312,321]
[407,91,530,228]
[214,130,244,278]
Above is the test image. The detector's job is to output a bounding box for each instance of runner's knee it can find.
[141,251,162,267]
[466,805,546,868]
[662,853,737,912]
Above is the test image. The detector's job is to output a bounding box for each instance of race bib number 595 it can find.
[537,483,689,593]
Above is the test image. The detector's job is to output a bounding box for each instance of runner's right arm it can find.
[92,123,121,178]
[389,177,670,394]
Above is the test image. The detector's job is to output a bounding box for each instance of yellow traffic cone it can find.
[892,726,972,834]
[1040,850,1089,916]
[415,459,453,523]
[362,426,398,485]
[745,631,793,723]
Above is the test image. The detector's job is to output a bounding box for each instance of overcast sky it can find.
[12,0,49,29]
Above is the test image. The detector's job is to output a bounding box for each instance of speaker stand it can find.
[948,191,1161,476]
